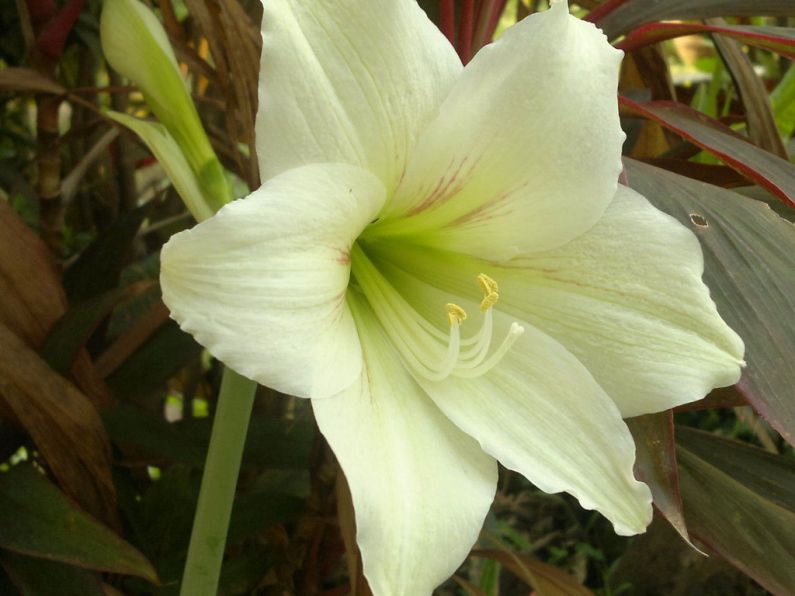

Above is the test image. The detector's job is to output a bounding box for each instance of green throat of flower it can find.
[349,242,525,383]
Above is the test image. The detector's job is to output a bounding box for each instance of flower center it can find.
[350,245,524,382]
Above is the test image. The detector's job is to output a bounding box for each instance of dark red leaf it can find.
[626,412,691,546]
[625,159,795,446]
[619,22,795,60]
[35,0,86,60]
[592,0,795,39]
[620,97,795,209]
[676,427,795,594]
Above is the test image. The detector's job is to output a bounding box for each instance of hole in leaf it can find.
[689,213,708,228]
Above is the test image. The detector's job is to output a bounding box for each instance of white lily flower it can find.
[160,1,744,593]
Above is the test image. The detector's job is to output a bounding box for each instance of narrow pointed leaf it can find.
[676,427,795,594]
[0,324,117,525]
[593,0,795,39]
[0,67,66,94]
[102,405,314,469]
[626,412,692,546]
[620,97,795,209]
[0,465,158,583]
[619,23,795,61]
[108,114,215,221]
[41,290,124,376]
[106,321,201,400]
[706,18,787,159]
[0,553,104,596]
[62,202,149,303]
[625,159,795,446]
[473,549,593,596]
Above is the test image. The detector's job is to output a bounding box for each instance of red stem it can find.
[472,0,496,53]
[439,0,456,45]
[486,0,508,38]
[458,0,476,63]
[473,0,508,53]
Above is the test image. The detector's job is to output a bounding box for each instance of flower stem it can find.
[180,367,257,596]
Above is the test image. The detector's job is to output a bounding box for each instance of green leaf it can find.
[106,321,201,400]
[0,464,158,583]
[625,159,795,445]
[101,0,224,199]
[771,65,795,139]
[108,113,216,222]
[102,405,208,467]
[0,552,104,596]
[103,405,315,469]
[676,427,795,594]
[135,465,199,559]
[40,290,123,375]
[62,204,149,303]
[707,19,788,158]
[226,492,306,544]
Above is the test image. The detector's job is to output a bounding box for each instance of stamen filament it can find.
[457,306,493,363]
[453,323,525,378]
[352,244,462,381]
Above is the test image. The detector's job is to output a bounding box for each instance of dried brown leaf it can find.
[473,549,593,596]
[183,0,261,187]
[0,201,65,346]
[0,202,112,409]
[94,299,170,378]
[626,411,699,551]
[0,67,65,94]
[0,323,117,527]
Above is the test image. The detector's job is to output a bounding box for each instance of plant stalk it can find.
[180,367,257,596]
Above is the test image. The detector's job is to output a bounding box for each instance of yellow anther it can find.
[446,303,467,327]
[477,273,498,296]
[477,273,500,312]
[480,292,499,312]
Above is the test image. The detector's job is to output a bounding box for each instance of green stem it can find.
[180,367,257,596]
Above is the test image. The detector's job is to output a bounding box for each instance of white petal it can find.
[369,1,625,260]
[420,318,652,535]
[495,185,745,416]
[160,163,385,399]
[256,0,461,192]
[369,267,652,535]
[314,294,497,595]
